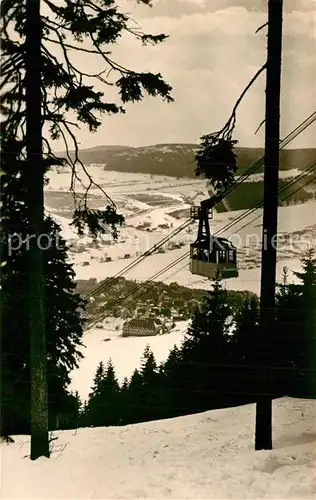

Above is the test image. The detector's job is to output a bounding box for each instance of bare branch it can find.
[255,119,266,135]
[43,36,104,55]
[256,22,268,34]
[62,120,116,208]
[42,35,113,85]
[211,62,267,141]
[49,120,86,196]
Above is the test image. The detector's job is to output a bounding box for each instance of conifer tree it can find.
[233,296,260,361]
[1,0,173,455]
[121,377,129,393]
[89,361,106,399]
[186,279,232,343]
[232,296,260,401]
[84,361,106,426]
[85,359,121,426]
[276,250,316,397]
[140,346,158,386]
[275,268,300,395]
[139,346,160,422]
[294,249,316,396]
[1,166,85,436]
[179,278,233,412]
[101,359,121,426]
[163,345,182,378]
[119,377,129,425]
[125,369,144,424]
[57,390,82,430]
[160,345,184,417]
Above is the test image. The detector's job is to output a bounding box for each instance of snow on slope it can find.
[69,321,189,402]
[1,397,315,499]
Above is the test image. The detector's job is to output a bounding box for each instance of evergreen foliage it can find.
[233,296,260,363]
[275,249,316,397]
[139,345,161,422]
[195,138,238,194]
[124,368,145,424]
[231,296,261,399]
[90,361,106,398]
[1,0,173,235]
[178,279,234,411]
[0,165,85,435]
[159,345,184,417]
[1,0,174,444]
[100,359,121,426]
[84,359,121,426]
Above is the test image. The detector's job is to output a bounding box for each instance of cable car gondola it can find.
[189,196,238,280]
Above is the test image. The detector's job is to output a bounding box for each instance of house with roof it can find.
[122,318,159,337]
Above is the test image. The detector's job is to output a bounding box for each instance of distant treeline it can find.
[58,144,316,179]
[217,176,315,212]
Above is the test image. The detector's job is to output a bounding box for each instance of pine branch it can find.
[2,0,173,236]
[195,62,267,194]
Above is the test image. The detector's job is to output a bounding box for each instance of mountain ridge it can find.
[57,143,316,178]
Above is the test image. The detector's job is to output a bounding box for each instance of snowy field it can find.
[69,320,189,402]
[45,166,316,296]
[1,397,315,499]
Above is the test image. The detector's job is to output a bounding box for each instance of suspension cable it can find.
[87,162,315,326]
[84,111,316,302]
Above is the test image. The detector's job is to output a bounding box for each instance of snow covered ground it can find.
[1,397,315,499]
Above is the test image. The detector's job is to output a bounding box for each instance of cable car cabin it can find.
[190,237,238,279]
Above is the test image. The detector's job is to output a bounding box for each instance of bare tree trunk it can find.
[256,0,283,451]
[25,0,49,460]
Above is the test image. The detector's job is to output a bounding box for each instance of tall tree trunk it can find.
[25,0,49,460]
[256,0,283,451]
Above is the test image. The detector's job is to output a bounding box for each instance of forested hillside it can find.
[57,143,316,178]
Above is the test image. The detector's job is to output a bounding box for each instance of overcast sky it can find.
[52,0,315,149]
